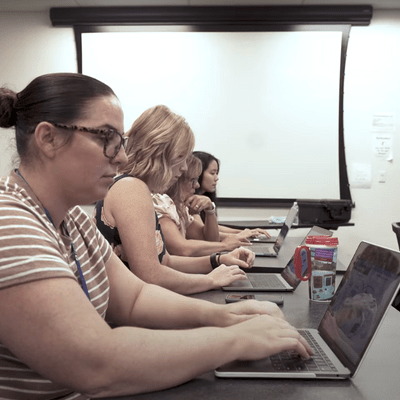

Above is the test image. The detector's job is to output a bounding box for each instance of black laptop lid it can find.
[318,242,400,376]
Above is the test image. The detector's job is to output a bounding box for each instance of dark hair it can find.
[192,151,220,223]
[0,72,116,163]
[192,151,220,203]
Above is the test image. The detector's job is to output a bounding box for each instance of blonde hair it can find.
[120,105,195,193]
[167,154,202,223]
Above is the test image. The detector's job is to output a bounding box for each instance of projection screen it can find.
[80,25,348,204]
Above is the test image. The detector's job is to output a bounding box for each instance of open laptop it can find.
[250,203,298,257]
[216,241,400,379]
[222,226,333,292]
[251,233,277,243]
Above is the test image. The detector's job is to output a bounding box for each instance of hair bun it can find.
[0,88,18,128]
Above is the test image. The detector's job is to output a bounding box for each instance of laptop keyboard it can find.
[248,274,285,289]
[250,243,277,255]
[270,330,338,372]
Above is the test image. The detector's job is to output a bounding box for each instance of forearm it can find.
[164,216,226,257]
[92,301,304,398]
[168,253,215,273]
[87,325,239,398]
[219,225,242,234]
[90,285,247,397]
[0,278,240,400]
[169,238,230,257]
[202,212,220,242]
[130,283,221,328]
[130,260,216,295]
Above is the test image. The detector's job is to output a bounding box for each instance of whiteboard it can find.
[82,28,343,201]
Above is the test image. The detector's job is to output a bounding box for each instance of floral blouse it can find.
[152,193,194,238]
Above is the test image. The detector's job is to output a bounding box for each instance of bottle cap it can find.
[305,236,338,246]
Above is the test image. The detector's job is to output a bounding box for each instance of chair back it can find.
[392,222,400,249]
[391,222,400,311]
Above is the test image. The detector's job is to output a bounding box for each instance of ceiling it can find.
[0,0,399,13]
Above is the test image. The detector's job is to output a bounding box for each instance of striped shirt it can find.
[0,170,113,399]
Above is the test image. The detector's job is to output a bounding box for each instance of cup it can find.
[294,236,338,302]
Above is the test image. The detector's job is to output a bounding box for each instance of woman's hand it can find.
[226,315,314,361]
[185,194,213,215]
[205,301,313,361]
[220,247,255,269]
[208,264,247,289]
[223,299,285,323]
[235,228,271,240]
[221,234,252,251]
[203,298,284,327]
[251,228,271,238]
[221,228,272,251]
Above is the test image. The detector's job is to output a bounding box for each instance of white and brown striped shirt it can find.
[0,170,113,399]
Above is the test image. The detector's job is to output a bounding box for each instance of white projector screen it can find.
[81,27,344,202]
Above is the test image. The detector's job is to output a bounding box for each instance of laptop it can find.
[251,217,288,243]
[250,203,298,257]
[251,233,277,243]
[216,241,400,379]
[222,226,333,292]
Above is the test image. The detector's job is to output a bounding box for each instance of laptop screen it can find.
[318,242,400,376]
[273,203,298,253]
[280,226,333,289]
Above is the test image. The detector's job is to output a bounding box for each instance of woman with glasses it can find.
[153,154,251,257]
[95,105,258,293]
[0,73,312,399]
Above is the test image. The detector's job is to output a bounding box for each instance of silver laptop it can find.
[250,203,298,257]
[222,226,332,292]
[216,241,400,379]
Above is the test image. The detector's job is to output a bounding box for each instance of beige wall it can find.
[0,11,76,174]
[1,9,400,266]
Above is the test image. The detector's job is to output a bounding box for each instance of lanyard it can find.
[64,223,91,301]
[16,169,91,300]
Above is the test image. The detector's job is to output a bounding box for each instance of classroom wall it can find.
[1,9,399,266]
[0,12,76,174]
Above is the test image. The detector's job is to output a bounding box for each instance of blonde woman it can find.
[95,105,255,294]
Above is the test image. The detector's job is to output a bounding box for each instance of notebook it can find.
[250,203,298,257]
[222,226,332,292]
[216,241,400,379]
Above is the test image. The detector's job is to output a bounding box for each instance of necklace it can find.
[15,169,90,300]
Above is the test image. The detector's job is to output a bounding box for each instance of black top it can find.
[94,174,166,267]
